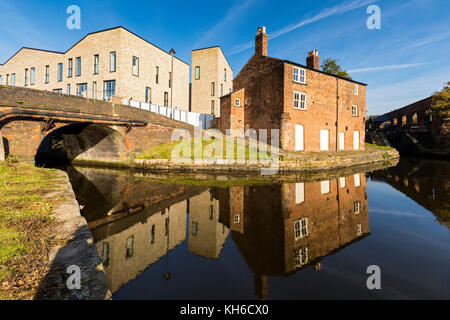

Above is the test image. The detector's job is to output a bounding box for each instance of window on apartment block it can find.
[293,67,306,84]
[30,68,35,85]
[195,66,200,80]
[211,100,215,115]
[294,247,308,267]
[126,236,134,258]
[145,87,151,104]
[11,73,15,86]
[294,92,306,110]
[57,63,63,82]
[211,82,215,96]
[354,85,358,95]
[164,91,169,107]
[75,57,81,76]
[77,83,87,97]
[132,56,139,76]
[68,58,73,77]
[209,205,214,220]
[0,75,2,85]
[53,89,62,93]
[354,201,361,214]
[102,243,110,267]
[94,55,99,74]
[169,72,172,88]
[92,82,97,99]
[294,218,308,240]
[67,84,71,95]
[24,69,28,86]
[110,52,116,72]
[6,74,9,85]
[103,80,116,101]
[235,98,241,107]
[192,222,198,237]
[352,105,358,117]
[150,225,155,244]
[224,68,227,82]
[155,66,159,83]
[220,84,223,96]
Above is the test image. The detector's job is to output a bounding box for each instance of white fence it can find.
[123,99,215,129]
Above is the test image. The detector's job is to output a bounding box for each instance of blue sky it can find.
[0,0,449,115]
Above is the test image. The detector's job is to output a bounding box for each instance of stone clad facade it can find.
[191,46,233,117]
[0,27,190,110]
[219,27,367,152]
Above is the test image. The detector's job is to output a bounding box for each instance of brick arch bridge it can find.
[0,86,193,164]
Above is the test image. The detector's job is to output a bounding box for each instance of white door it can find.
[353,131,359,150]
[339,132,345,150]
[295,183,304,204]
[320,130,329,151]
[295,125,304,151]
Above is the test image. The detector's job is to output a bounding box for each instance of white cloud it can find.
[348,63,426,73]
[230,0,378,55]
[192,0,257,49]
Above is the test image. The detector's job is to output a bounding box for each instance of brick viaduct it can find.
[0,86,193,164]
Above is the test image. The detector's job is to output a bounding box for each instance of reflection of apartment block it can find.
[95,200,187,293]
[188,190,229,259]
[191,47,233,117]
[0,27,190,110]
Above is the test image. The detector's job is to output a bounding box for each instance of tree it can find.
[430,82,450,120]
[321,58,352,80]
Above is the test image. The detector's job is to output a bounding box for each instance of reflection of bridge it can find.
[69,166,370,298]
[0,86,193,164]
[369,158,450,228]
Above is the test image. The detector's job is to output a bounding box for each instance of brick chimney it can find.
[255,26,268,56]
[306,50,320,70]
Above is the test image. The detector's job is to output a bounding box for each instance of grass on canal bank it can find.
[0,161,61,300]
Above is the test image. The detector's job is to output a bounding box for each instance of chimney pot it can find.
[307,49,320,70]
[255,26,268,57]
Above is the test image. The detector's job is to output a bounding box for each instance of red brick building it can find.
[218,27,367,152]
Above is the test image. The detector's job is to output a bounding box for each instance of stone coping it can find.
[36,170,111,300]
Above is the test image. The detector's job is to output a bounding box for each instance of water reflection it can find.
[369,157,449,228]
[67,166,371,298]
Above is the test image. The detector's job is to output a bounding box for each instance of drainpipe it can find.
[169,49,176,113]
[336,77,339,152]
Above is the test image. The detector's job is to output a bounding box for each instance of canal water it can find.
[64,157,450,299]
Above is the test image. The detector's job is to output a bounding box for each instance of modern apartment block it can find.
[0,27,190,110]
[218,27,367,152]
[191,46,233,117]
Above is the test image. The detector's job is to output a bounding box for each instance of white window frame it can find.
[234,214,240,224]
[321,180,330,194]
[354,201,361,214]
[294,91,306,110]
[132,56,139,76]
[294,218,308,240]
[354,85,358,95]
[294,246,308,267]
[293,67,306,84]
[235,98,241,107]
[352,105,358,117]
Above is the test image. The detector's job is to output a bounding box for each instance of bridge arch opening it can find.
[35,123,127,167]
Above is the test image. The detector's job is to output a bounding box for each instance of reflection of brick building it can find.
[218,26,367,152]
[216,175,369,299]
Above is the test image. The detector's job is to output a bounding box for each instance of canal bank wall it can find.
[35,170,111,300]
[71,145,400,175]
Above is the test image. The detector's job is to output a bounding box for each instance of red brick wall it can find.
[217,89,245,136]
[282,63,366,152]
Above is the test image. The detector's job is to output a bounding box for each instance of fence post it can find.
[0,131,5,161]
